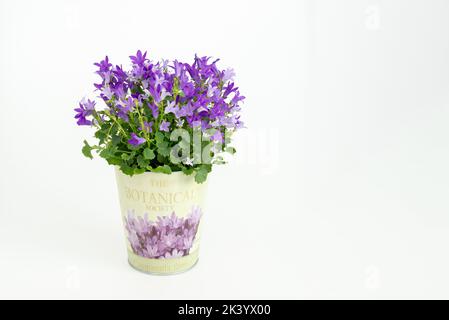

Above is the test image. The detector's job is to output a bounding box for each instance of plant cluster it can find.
[75,50,245,183]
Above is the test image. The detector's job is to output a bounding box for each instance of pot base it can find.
[128,258,199,276]
[127,249,200,275]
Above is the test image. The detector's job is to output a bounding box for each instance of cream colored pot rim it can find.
[114,166,191,176]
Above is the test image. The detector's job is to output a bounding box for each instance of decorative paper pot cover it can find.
[115,167,208,275]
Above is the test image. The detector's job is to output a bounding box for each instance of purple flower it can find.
[128,231,141,252]
[94,56,112,73]
[157,215,171,228]
[182,236,194,250]
[144,244,159,258]
[124,207,202,259]
[231,91,246,104]
[210,130,223,143]
[169,212,183,228]
[159,120,170,132]
[161,233,177,248]
[188,207,202,225]
[84,98,96,111]
[116,97,134,121]
[222,68,235,83]
[129,50,147,66]
[74,98,96,126]
[148,84,171,104]
[140,121,153,133]
[178,102,195,118]
[164,249,184,259]
[128,133,146,146]
[194,55,220,79]
[173,60,184,77]
[113,65,128,83]
[100,86,113,101]
[176,118,185,127]
[164,101,179,116]
[223,82,237,99]
[135,213,151,234]
[207,85,220,99]
[111,84,126,100]
[191,120,202,128]
[149,102,159,119]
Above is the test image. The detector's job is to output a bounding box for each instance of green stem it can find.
[135,105,151,147]
[107,113,127,136]
[92,110,103,128]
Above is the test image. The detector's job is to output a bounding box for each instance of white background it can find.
[1,0,449,299]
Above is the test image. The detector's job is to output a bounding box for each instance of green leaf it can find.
[111,134,121,146]
[194,165,211,184]
[121,153,131,161]
[120,164,134,176]
[95,130,107,145]
[194,169,208,183]
[133,167,146,175]
[106,157,121,166]
[143,148,155,160]
[137,155,148,168]
[155,132,165,144]
[225,146,236,154]
[182,167,194,175]
[152,165,172,174]
[99,149,111,159]
[157,153,166,163]
[157,142,170,157]
[99,144,118,160]
[82,140,93,159]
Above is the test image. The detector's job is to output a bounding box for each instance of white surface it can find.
[1,0,449,299]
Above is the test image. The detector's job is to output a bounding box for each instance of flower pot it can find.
[115,167,208,275]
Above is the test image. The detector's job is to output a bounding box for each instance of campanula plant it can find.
[75,50,245,183]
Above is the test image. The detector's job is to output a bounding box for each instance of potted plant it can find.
[74,50,245,274]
